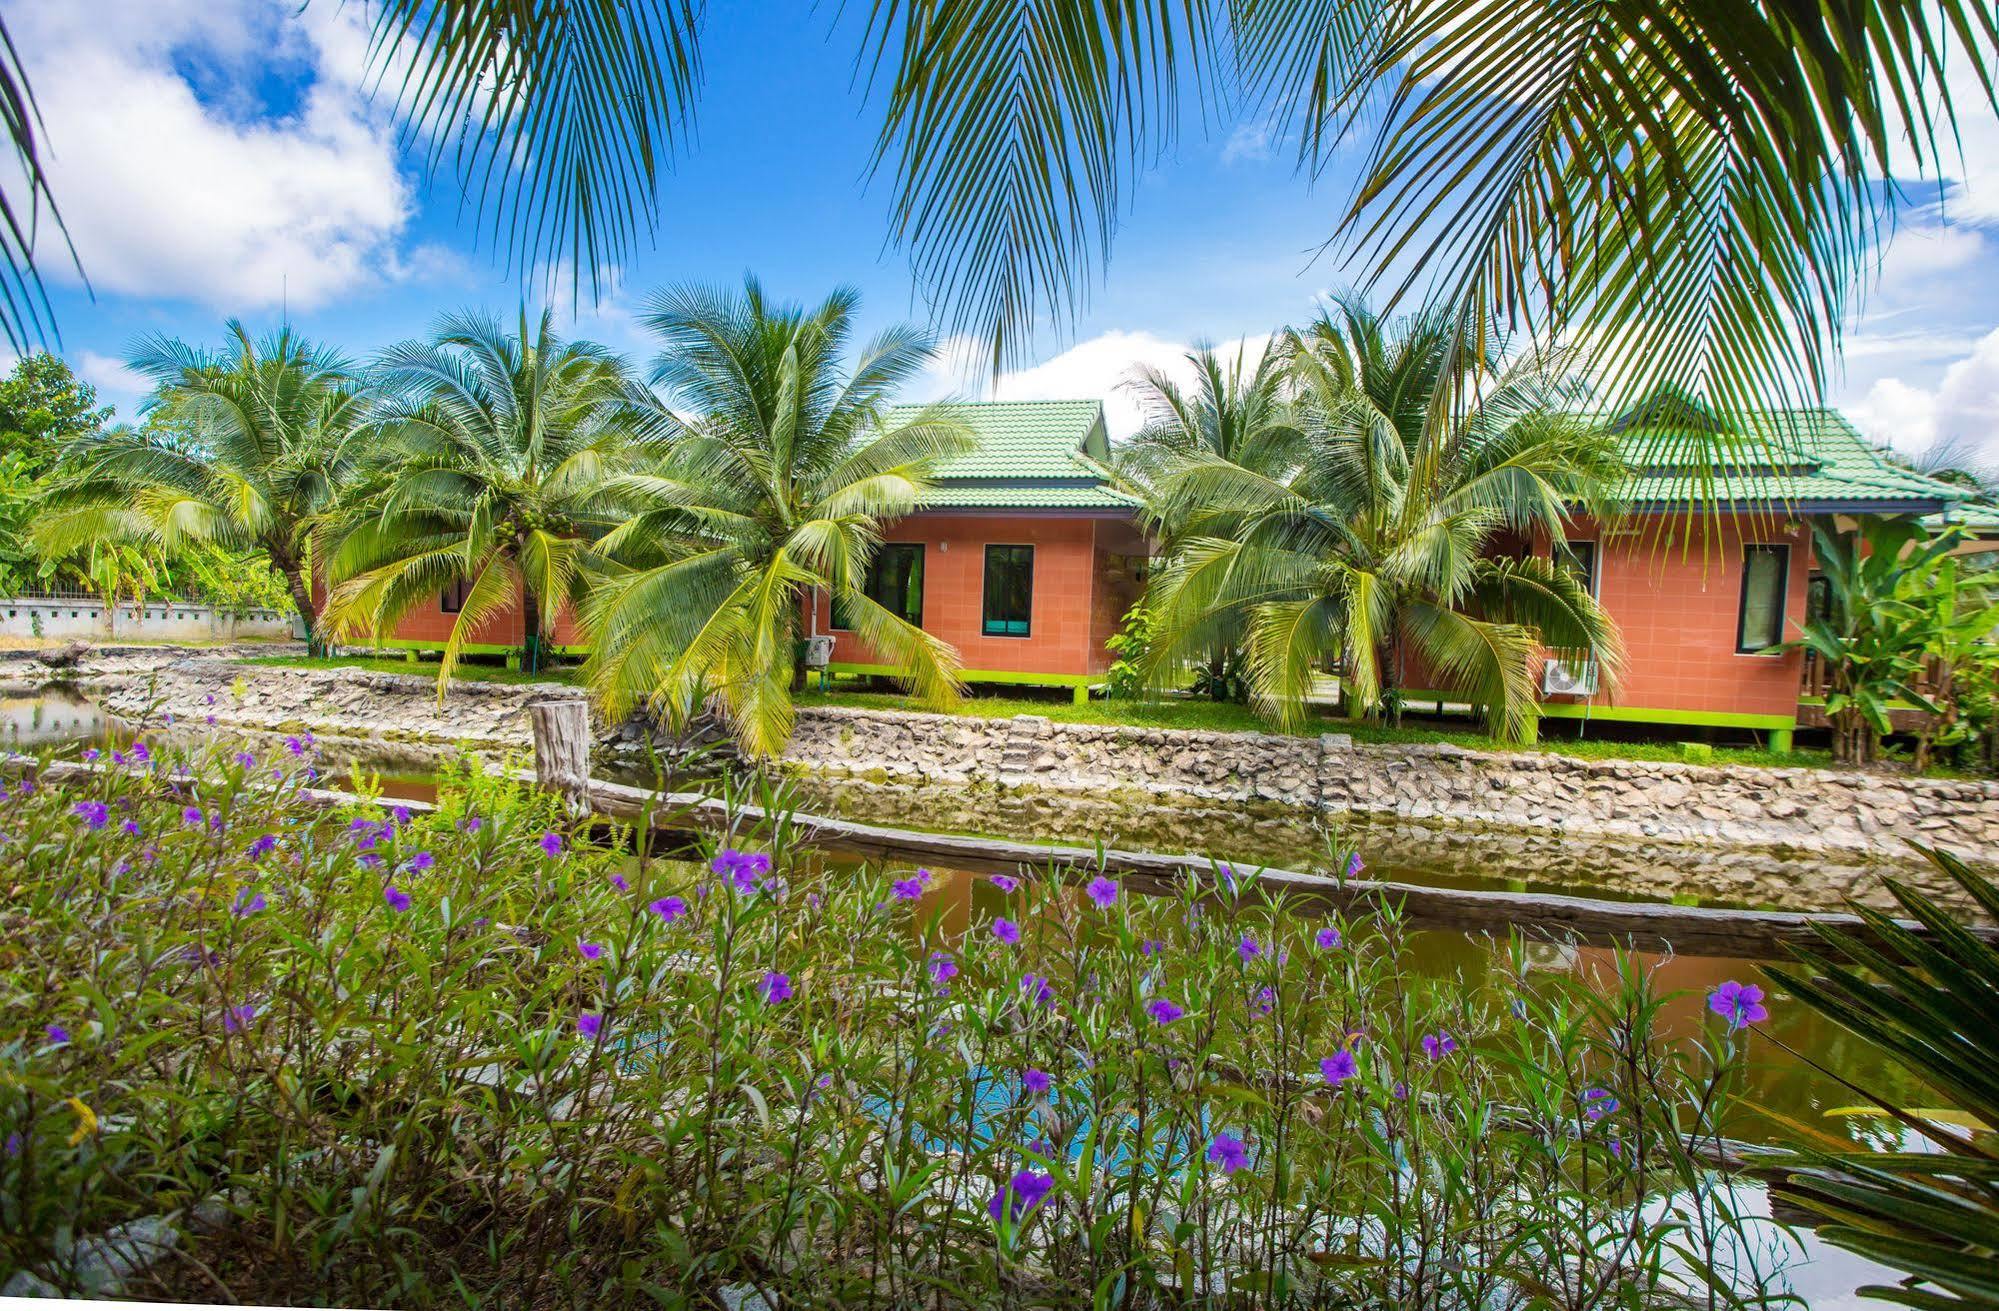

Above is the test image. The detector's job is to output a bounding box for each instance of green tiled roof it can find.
[1615,408,1961,511]
[884,399,1140,512]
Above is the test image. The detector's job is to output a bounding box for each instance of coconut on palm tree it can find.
[1145,298,1626,741]
[582,277,973,758]
[36,321,365,654]
[321,308,655,688]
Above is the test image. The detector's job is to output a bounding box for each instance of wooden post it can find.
[529,699,590,808]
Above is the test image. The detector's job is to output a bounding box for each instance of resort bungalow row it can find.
[352,399,1960,751]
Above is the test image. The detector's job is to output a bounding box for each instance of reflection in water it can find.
[0,688,106,749]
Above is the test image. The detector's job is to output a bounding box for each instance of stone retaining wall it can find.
[782,706,1999,865]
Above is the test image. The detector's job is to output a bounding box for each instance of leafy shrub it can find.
[0,739,1795,1306]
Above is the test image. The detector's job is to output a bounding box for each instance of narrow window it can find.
[1561,539,1599,597]
[982,545,1034,637]
[440,578,473,614]
[1736,545,1789,653]
[832,544,925,630]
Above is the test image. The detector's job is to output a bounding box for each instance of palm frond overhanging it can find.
[35,321,365,651]
[322,308,656,691]
[582,276,974,759]
[862,0,1996,417]
[1764,846,1999,1311]
[0,12,74,356]
[1144,297,1626,740]
[363,0,705,300]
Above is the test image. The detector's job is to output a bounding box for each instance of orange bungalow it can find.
[346,401,1959,750]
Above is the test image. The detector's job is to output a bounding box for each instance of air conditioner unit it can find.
[803,635,835,669]
[1542,658,1598,697]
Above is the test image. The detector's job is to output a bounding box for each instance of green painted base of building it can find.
[827,662,1095,705]
[1397,688,1796,752]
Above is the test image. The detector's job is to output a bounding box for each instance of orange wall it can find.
[317,578,584,649]
[1561,513,1812,717]
[809,512,1133,678]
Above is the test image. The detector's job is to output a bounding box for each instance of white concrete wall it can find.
[0,597,295,642]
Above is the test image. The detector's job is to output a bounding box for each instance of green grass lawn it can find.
[237,654,583,687]
[795,681,1847,770]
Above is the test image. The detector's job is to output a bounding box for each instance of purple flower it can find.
[1207,1133,1250,1174]
[1708,980,1769,1030]
[1146,997,1184,1025]
[1021,1068,1053,1096]
[1238,935,1261,962]
[1346,851,1364,878]
[579,941,605,961]
[650,895,688,924]
[408,850,434,873]
[1420,1031,1458,1061]
[81,748,100,762]
[928,952,959,985]
[1251,986,1276,1016]
[121,819,141,837]
[182,806,204,827]
[577,1012,604,1039]
[72,801,109,830]
[3,1132,19,1156]
[246,834,277,860]
[231,890,267,917]
[988,1168,1055,1222]
[759,972,793,1004]
[1321,1049,1358,1086]
[1315,926,1342,950]
[234,751,256,769]
[1084,875,1119,908]
[1019,973,1054,1007]
[1582,1087,1619,1121]
[989,873,1019,893]
[991,917,1021,945]
[460,814,482,832]
[390,805,413,829]
[111,750,127,767]
[609,873,630,893]
[45,1023,68,1045]
[1140,938,1165,957]
[128,742,150,765]
[712,848,770,894]
[891,877,925,901]
[285,735,308,757]
[223,1004,255,1034]
[539,831,564,858]
[383,885,411,913]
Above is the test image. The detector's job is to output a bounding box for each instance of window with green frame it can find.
[982,544,1033,637]
[832,543,924,630]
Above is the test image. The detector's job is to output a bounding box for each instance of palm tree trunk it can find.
[279,562,321,657]
[522,587,542,674]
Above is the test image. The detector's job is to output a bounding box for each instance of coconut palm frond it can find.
[365,0,703,296]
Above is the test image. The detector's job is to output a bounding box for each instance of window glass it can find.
[982,545,1033,637]
[832,544,924,630]
[1561,539,1599,596]
[1737,545,1789,652]
[440,578,472,614]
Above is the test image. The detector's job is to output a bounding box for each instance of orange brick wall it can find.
[1561,513,1811,718]
[316,578,584,649]
[808,512,1132,678]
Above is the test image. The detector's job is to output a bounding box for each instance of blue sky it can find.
[9,0,1999,451]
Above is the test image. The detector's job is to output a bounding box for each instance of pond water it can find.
[19,690,1941,1306]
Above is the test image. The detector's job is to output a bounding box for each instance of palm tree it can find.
[36,322,365,654]
[1144,298,1626,741]
[1121,340,1306,701]
[582,277,973,758]
[321,309,654,688]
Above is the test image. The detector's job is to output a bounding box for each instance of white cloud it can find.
[72,350,152,421]
[5,0,415,310]
[1847,326,1999,457]
[1220,122,1277,165]
[920,329,1274,439]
